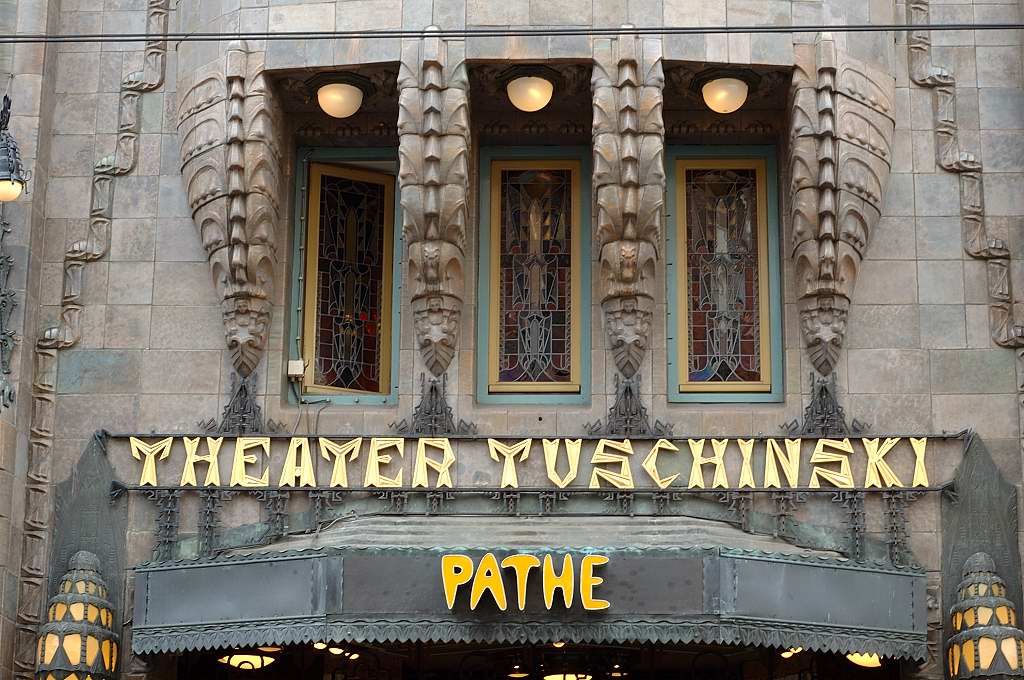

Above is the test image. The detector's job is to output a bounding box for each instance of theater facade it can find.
[0,0,1022,680]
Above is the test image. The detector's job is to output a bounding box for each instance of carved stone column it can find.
[177,40,283,381]
[789,33,896,376]
[397,28,470,433]
[590,29,668,436]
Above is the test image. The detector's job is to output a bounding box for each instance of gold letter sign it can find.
[441,553,610,611]
[126,436,939,492]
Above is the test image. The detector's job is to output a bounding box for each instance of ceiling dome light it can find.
[507,76,554,112]
[218,653,277,670]
[846,652,882,668]
[543,675,591,680]
[317,82,364,119]
[781,647,803,659]
[701,77,749,114]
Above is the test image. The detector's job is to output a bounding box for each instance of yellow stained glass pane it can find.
[979,637,997,670]
[994,584,1005,596]
[68,674,78,680]
[87,604,99,623]
[70,603,84,621]
[64,633,82,665]
[86,635,100,665]
[979,607,993,625]
[997,606,1010,624]
[954,611,963,630]
[112,641,118,670]
[979,583,988,595]
[55,603,67,620]
[1001,638,1020,670]
[75,581,86,594]
[964,640,976,671]
[966,608,976,627]
[952,643,961,676]
[44,633,60,664]
[102,640,112,670]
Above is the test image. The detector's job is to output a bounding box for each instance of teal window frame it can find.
[476,146,593,405]
[665,145,784,404]
[288,147,403,406]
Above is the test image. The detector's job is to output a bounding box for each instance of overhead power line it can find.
[0,23,1021,44]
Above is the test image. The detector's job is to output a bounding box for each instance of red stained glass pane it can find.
[685,167,763,384]
[313,172,387,392]
[497,168,573,384]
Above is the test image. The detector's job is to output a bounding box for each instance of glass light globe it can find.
[317,83,364,119]
[701,77,749,114]
[0,179,23,202]
[506,76,554,112]
[846,652,882,668]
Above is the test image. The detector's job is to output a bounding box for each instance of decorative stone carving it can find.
[14,5,169,678]
[177,41,283,378]
[398,28,469,378]
[592,29,664,381]
[788,33,896,376]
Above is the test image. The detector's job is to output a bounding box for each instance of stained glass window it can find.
[489,161,581,393]
[677,160,770,392]
[303,164,394,395]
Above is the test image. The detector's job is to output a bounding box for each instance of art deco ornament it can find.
[0,94,27,202]
[947,552,1024,679]
[788,33,895,375]
[35,551,120,680]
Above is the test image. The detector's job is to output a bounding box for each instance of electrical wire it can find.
[0,23,1020,44]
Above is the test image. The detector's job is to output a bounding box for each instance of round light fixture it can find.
[543,675,591,680]
[780,647,803,659]
[507,76,554,112]
[313,641,328,650]
[328,646,346,655]
[701,77,749,114]
[551,641,566,649]
[218,653,277,670]
[317,82,364,119]
[846,652,882,668]
[0,179,22,202]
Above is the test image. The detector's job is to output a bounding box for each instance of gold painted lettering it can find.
[230,437,271,487]
[863,437,904,488]
[441,554,473,609]
[737,439,755,488]
[579,555,610,610]
[589,439,634,489]
[412,438,456,488]
[364,437,404,488]
[543,554,574,609]
[488,439,533,488]
[179,436,222,487]
[910,437,929,487]
[763,438,801,488]
[543,439,581,488]
[278,437,317,487]
[501,554,541,611]
[641,439,680,489]
[131,436,173,487]
[319,437,362,488]
[469,552,507,611]
[808,438,855,488]
[686,439,729,489]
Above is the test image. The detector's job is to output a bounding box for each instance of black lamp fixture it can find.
[0,93,28,202]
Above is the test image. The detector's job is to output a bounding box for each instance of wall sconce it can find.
[0,94,28,202]
[948,552,1024,678]
[500,66,561,112]
[36,551,120,680]
[309,73,375,119]
[691,69,760,114]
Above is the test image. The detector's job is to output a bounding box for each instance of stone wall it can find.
[0,0,1021,676]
